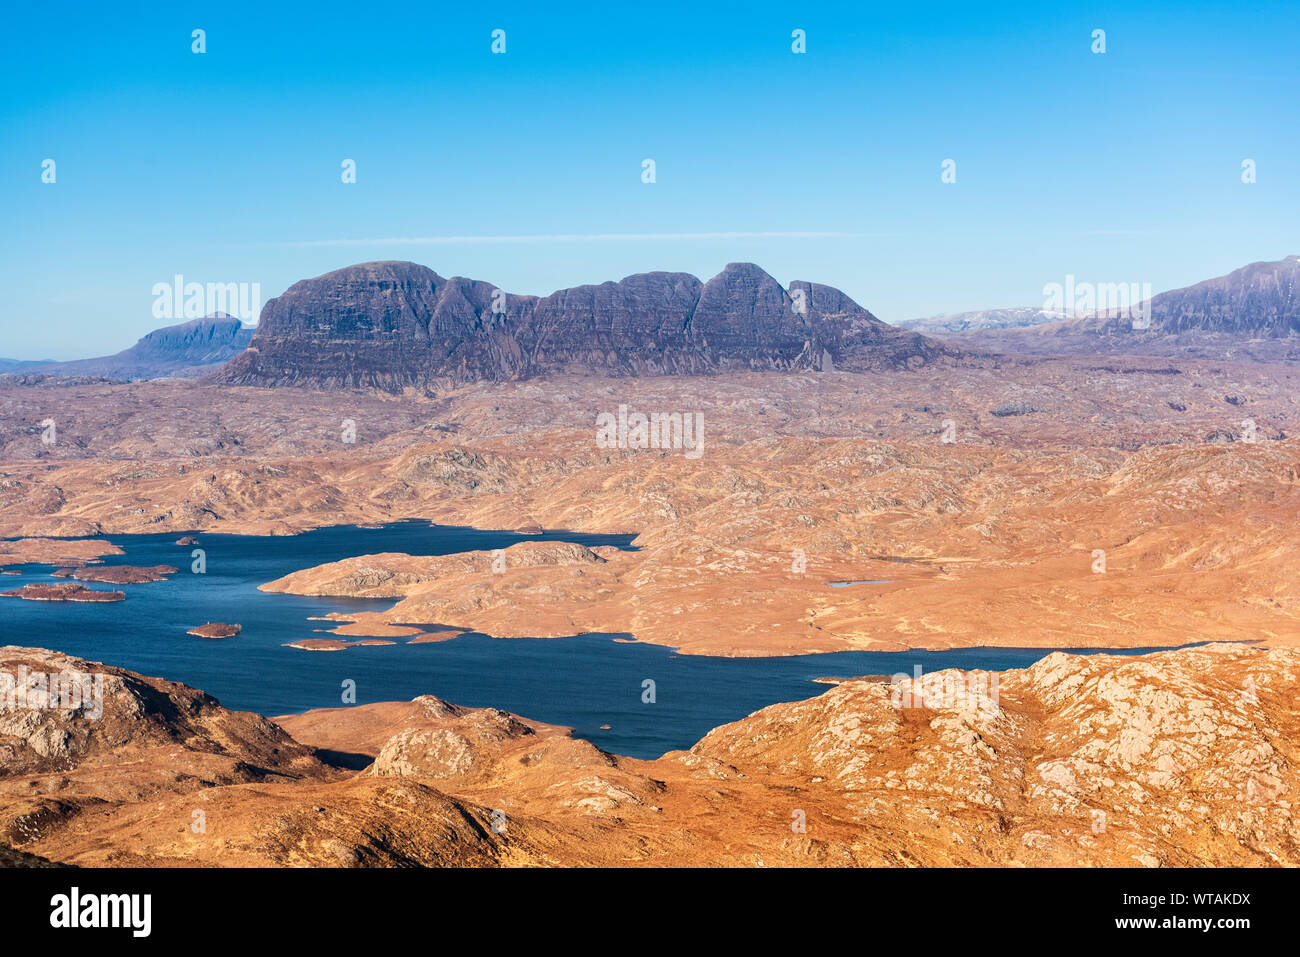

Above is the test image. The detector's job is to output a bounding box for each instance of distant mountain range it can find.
[0,357,54,372]
[9,256,1300,387]
[924,256,1300,360]
[215,261,951,391]
[16,315,253,382]
[897,307,1068,335]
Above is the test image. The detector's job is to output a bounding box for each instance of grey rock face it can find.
[216,261,952,391]
[1140,255,1300,336]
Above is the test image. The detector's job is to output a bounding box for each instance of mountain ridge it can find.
[215,261,954,391]
[927,255,1300,359]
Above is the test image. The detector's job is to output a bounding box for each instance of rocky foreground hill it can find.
[1,643,1295,866]
[215,261,952,390]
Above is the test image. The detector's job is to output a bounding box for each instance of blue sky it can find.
[2,0,1297,358]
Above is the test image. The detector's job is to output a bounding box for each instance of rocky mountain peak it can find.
[218,260,951,390]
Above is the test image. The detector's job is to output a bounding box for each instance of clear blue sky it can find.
[3,0,1297,358]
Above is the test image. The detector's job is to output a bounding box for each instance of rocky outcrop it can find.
[0,646,323,779]
[684,642,1299,866]
[0,647,334,858]
[369,697,538,781]
[283,695,658,817]
[215,261,952,390]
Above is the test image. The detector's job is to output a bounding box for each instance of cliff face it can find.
[215,261,951,390]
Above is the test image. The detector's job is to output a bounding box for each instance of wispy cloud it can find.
[1079,229,1156,236]
[272,227,1154,248]
[274,231,882,247]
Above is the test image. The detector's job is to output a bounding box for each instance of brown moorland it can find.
[0,362,1297,655]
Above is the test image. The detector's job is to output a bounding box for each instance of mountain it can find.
[935,256,1300,360]
[215,261,952,391]
[897,306,1067,334]
[0,358,53,372]
[30,314,254,381]
[1117,254,1300,337]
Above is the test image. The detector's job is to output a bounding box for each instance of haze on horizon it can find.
[2,0,1297,359]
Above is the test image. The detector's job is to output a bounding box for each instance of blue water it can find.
[0,521,1187,758]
